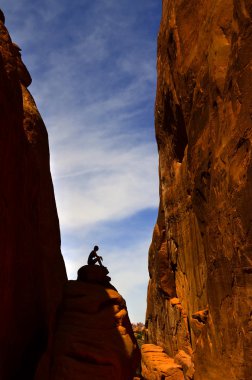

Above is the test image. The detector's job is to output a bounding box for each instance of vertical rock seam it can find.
[0,11,67,380]
[145,1,252,380]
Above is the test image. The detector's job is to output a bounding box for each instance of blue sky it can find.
[2,1,161,322]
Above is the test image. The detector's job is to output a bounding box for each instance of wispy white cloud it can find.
[2,0,161,322]
[64,236,151,323]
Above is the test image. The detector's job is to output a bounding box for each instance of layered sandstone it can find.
[145,1,252,379]
[141,344,184,380]
[40,266,140,380]
[0,12,67,380]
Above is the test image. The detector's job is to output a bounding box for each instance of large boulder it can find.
[77,264,111,283]
[43,272,140,379]
[141,344,184,380]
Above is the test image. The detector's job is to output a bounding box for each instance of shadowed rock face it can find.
[36,266,140,380]
[0,12,139,380]
[146,1,252,379]
[77,264,111,284]
[0,12,67,380]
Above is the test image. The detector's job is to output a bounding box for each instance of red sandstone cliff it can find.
[145,1,252,379]
[36,265,140,380]
[0,13,67,380]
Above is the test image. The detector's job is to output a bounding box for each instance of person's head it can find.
[94,245,99,251]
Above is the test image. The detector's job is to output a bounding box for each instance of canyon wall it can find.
[145,1,252,379]
[0,12,139,380]
[0,13,67,380]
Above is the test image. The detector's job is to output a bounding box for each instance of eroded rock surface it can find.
[146,1,252,379]
[141,344,183,380]
[42,267,140,380]
[0,11,67,380]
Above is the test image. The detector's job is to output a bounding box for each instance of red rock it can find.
[42,278,140,380]
[0,13,67,380]
[146,1,252,379]
[174,350,194,380]
[141,344,184,380]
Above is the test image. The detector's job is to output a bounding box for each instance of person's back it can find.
[88,249,97,265]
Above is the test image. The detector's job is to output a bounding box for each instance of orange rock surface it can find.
[145,1,252,379]
[44,275,140,380]
[141,344,184,380]
[0,12,67,380]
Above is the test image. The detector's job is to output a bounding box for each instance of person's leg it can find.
[97,257,103,266]
[88,257,99,265]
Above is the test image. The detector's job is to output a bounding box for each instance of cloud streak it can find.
[2,0,161,322]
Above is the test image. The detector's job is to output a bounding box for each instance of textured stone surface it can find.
[141,344,183,380]
[0,13,67,380]
[146,1,252,379]
[43,278,140,380]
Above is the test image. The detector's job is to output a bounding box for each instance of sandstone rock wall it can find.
[36,266,140,380]
[145,1,252,379]
[0,14,67,380]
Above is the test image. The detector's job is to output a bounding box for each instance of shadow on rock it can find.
[36,265,140,380]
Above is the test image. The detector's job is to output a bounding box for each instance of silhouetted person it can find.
[88,245,103,266]
[0,9,5,24]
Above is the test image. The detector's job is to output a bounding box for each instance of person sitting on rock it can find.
[88,245,103,266]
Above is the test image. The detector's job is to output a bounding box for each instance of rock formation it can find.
[0,11,67,380]
[36,265,140,380]
[141,344,184,380]
[0,11,140,380]
[145,1,252,379]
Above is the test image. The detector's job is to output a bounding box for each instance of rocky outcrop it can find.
[77,263,111,283]
[141,344,184,380]
[37,266,140,380]
[0,11,67,380]
[146,1,252,379]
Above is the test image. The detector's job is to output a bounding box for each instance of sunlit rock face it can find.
[0,13,67,380]
[141,344,184,380]
[37,266,140,380]
[145,1,252,379]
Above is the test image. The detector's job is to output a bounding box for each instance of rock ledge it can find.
[141,344,183,380]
